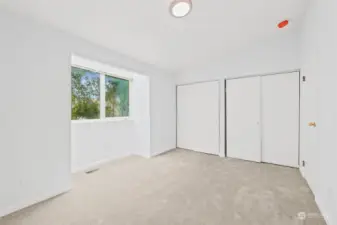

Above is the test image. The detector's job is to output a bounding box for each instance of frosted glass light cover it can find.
[170,0,192,18]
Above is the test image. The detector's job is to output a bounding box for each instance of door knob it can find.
[308,122,317,127]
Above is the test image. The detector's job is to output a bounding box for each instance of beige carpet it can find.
[1,149,325,225]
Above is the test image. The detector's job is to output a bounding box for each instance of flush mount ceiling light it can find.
[170,0,192,18]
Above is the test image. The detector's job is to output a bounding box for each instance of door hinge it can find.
[302,76,306,82]
[302,160,306,167]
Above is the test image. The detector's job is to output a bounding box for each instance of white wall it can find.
[150,75,176,156]
[300,0,337,224]
[0,7,175,217]
[175,31,300,84]
[72,121,134,172]
[0,8,71,217]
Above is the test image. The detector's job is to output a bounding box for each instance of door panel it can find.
[177,81,220,155]
[226,77,261,162]
[261,72,300,167]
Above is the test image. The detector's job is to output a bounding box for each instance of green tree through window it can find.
[71,66,130,120]
[105,75,129,117]
[71,67,100,120]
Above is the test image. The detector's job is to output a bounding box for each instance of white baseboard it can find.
[150,148,176,157]
[299,167,334,225]
[0,187,71,218]
[315,195,334,225]
[72,154,130,173]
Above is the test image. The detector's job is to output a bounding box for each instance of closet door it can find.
[177,81,220,155]
[226,77,261,162]
[261,72,299,167]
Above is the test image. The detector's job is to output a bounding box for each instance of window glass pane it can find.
[105,75,129,117]
[71,67,100,120]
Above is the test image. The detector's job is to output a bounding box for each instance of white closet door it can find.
[226,77,261,162]
[177,81,219,155]
[261,72,299,167]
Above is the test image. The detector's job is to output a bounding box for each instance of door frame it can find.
[224,69,301,167]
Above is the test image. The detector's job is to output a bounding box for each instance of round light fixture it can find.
[170,0,192,18]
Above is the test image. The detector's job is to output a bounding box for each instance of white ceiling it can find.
[0,0,307,73]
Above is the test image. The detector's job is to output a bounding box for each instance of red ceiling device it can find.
[278,20,289,29]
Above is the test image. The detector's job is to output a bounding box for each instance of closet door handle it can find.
[308,122,316,127]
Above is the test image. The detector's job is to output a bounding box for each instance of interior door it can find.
[226,77,261,162]
[261,72,300,167]
[177,81,220,155]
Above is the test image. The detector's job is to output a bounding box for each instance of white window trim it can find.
[71,54,133,123]
[100,73,106,119]
[72,54,134,81]
[71,117,131,124]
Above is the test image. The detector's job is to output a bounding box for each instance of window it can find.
[71,67,100,120]
[105,75,129,117]
[71,66,130,120]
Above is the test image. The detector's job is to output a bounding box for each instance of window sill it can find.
[71,117,132,124]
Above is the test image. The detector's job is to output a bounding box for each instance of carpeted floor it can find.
[1,149,325,225]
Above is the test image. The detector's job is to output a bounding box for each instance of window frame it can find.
[71,55,133,123]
